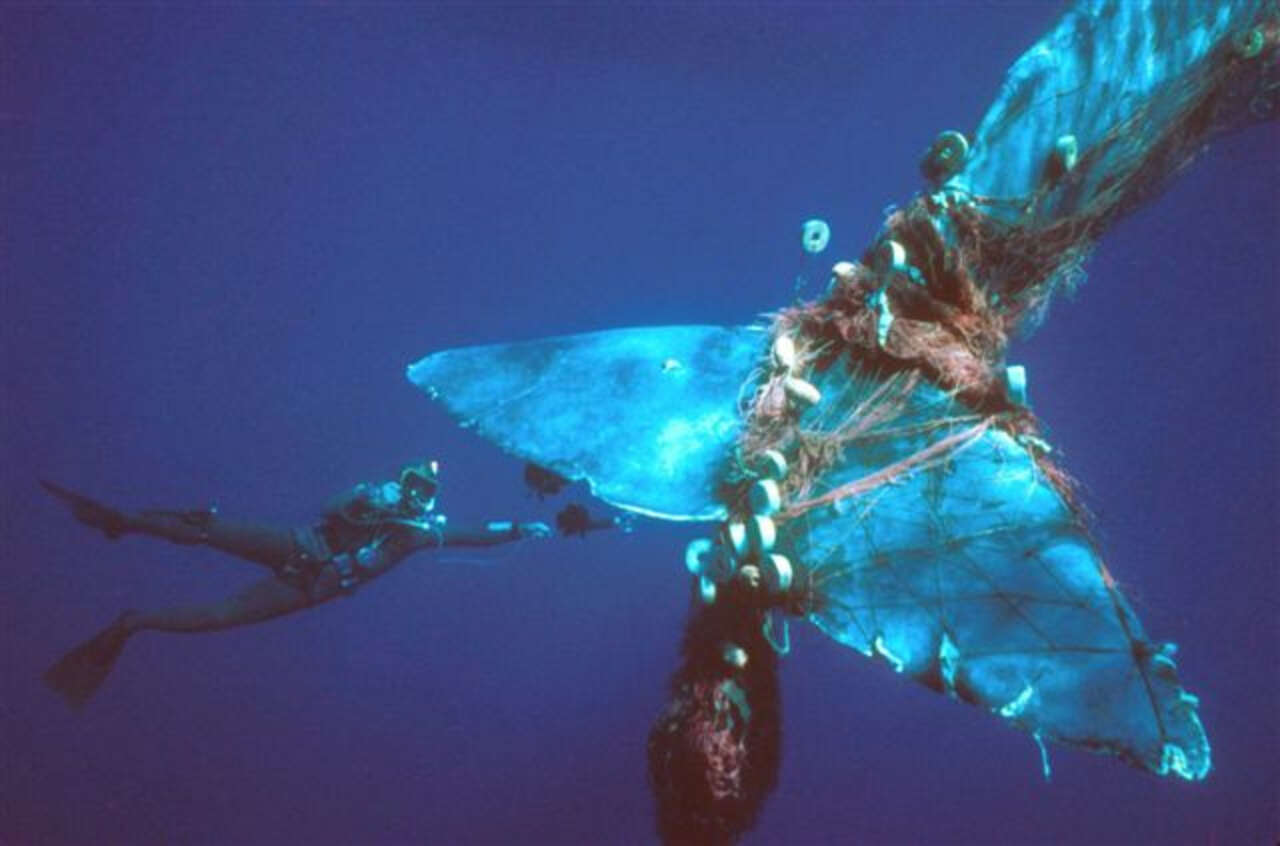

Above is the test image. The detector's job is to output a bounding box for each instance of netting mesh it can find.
[720,2,1279,780]
[952,3,1279,332]
[745,358,1209,778]
[730,4,1279,525]
[648,584,781,845]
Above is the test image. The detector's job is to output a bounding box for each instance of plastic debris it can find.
[764,554,792,593]
[746,515,776,555]
[1006,365,1028,405]
[749,479,782,516]
[920,129,970,184]
[771,335,797,371]
[802,218,831,254]
[783,375,822,407]
[753,449,789,481]
[723,642,749,668]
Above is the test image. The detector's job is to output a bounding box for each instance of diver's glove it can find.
[487,520,552,540]
[555,503,625,537]
[518,521,552,539]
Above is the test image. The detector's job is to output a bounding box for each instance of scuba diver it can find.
[41,460,614,708]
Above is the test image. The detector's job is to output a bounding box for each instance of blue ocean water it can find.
[2,3,1276,844]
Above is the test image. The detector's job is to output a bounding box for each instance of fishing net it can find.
[410,0,1278,806]
[721,0,1278,781]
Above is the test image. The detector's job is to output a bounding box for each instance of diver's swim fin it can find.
[40,479,127,540]
[44,615,133,709]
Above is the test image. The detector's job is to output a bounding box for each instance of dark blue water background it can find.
[3,3,1276,844]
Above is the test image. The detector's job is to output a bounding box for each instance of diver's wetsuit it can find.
[310,481,448,591]
[77,479,442,594]
[41,477,558,708]
[41,479,446,606]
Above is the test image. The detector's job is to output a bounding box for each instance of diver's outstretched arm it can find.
[439,520,552,547]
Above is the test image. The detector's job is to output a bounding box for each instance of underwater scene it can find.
[3,2,1277,844]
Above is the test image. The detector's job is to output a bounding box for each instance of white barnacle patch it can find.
[998,681,1035,719]
[938,632,960,695]
[1016,433,1053,455]
[1159,743,1194,780]
[873,635,906,673]
[1033,730,1052,781]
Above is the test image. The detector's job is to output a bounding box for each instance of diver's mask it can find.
[399,459,439,513]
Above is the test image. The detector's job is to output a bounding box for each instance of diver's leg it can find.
[124,568,344,634]
[127,513,297,569]
[41,480,130,539]
[45,567,345,708]
[41,480,299,569]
